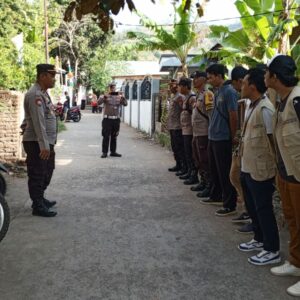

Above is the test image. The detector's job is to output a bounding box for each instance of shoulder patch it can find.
[35,98,42,106]
[293,96,300,105]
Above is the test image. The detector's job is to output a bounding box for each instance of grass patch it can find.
[154,132,171,149]
[57,120,67,133]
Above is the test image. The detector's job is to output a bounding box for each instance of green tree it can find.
[87,36,138,92]
[127,0,201,76]
[205,0,300,69]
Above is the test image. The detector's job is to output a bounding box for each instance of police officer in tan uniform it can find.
[22,64,58,217]
[99,83,127,158]
[167,79,185,172]
[265,55,300,297]
[190,71,214,194]
[178,77,199,185]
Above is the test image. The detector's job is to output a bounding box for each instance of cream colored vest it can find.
[274,86,300,182]
[242,97,276,181]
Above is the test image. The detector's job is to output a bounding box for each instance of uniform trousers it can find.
[102,118,120,154]
[169,129,185,165]
[240,172,279,252]
[183,134,196,171]
[23,141,55,206]
[208,140,237,209]
[230,154,245,205]
[277,175,300,267]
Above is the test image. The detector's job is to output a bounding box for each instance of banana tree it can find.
[127,0,200,76]
[204,0,300,69]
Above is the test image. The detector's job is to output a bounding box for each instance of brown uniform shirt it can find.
[99,93,128,117]
[167,92,184,130]
[180,92,196,135]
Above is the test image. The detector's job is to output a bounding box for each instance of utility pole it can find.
[44,0,49,63]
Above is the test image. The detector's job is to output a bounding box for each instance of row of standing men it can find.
[167,55,300,297]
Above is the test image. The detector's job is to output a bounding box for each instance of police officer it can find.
[99,83,127,158]
[22,64,58,217]
[167,79,185,172]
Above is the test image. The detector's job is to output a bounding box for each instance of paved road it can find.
[0,111,294,300]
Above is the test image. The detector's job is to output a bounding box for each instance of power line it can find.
[115,6,299,27]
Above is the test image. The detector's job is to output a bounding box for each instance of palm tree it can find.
[127,0,205,76]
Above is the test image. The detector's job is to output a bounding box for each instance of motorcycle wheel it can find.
[0,173,7,196]
[73,114,81,122]
[0,193,10,243]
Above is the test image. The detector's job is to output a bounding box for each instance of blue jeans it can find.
[240,172,279,252]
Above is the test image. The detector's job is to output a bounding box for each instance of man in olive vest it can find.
[265,55,300,297]
[178,77,199,185]
[99,83,127,158]
[167,79,185,173]
[22,64,58,217]
[237,68,280,266]
[190,71,213,193]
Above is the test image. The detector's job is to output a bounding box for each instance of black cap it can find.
[267,55,297,76]
[190,71,207,79]
[36,64,58,75]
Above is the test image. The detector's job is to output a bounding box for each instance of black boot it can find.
[168,162,181,172]
[32,201,57,217]
[197,183,211,198]
[184,170,199,185]
[179,168,191,180]
[175,162,188,176]
[191,181,206,191]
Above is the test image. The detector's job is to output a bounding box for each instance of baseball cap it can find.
[190,71,207,79]
[267,55,297,76]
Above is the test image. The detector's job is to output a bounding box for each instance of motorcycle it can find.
[66,106,81,122]
[54,103,81,123]
[0,163,10,242]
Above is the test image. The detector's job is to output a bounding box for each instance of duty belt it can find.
[103,115,119,119]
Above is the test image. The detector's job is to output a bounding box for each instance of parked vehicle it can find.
[0,163,10,242]
[66,106,81,122]
[54,103,81,122]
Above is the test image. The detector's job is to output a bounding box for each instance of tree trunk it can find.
[278,0,290,54]
[182,62,188,77]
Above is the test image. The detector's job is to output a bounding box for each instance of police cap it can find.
[36,64,58,75]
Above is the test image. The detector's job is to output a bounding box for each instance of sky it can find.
[113,0,241,31]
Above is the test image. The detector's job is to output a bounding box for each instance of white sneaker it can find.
[271,261,300,276]
[238,239,264,252]
[287,281,300,297]
[248,250,281,266]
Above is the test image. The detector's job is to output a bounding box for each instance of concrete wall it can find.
[122,78,160,136]
[0,90,24,162]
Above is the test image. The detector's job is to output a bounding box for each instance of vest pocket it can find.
[250,129,267,147]
[282,122,300,147]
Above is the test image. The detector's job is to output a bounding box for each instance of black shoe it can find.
[110,152,122,157]
[215,207,237,217]
[235,222,253,234]
[179,173,190,180]
[191,182,206,192]
[168,164,181,172]
[101,153,107,158]
[183,176,199,185]
[176,168,188,176]
[200,198,222,205]
[231,212,251,224]
[43,198,57,208]
[196,187,211,198]
[32,206,57,217]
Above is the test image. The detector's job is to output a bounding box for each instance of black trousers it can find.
[169,129,185,165]
[102,118,120,154]
[183,134,196,171]
[241,172,279,251]
[23,141,55,206]
[92,106,98,113]
[208,140,237,209]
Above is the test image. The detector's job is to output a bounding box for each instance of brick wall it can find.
[0,90,24,162]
